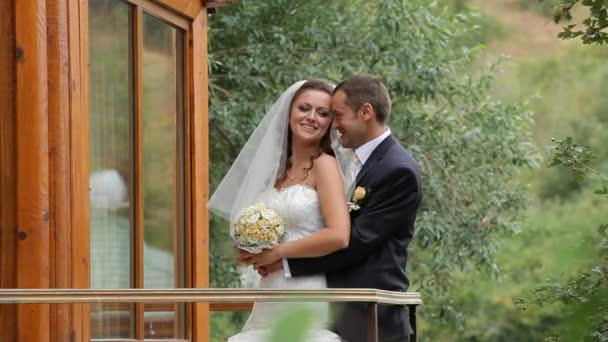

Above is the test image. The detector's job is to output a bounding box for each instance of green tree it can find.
[541,0,608,44]
[516,1,608,339]
[207,0,538,337]
[518,138,608,341]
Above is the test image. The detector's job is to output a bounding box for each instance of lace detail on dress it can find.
[228,185,342,342]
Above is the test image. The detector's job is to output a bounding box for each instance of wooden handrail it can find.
[0,288,421,305]
[0,288,422,342]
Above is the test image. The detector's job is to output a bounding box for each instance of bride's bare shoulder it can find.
[312,153,339,176]
[314,153,337,167]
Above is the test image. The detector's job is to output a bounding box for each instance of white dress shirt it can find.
[282,128,392,277]
[353,128,392,174]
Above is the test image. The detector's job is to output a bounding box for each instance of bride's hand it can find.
[236,249,255,265]
[252,247,281,268]
[257,260,283,277]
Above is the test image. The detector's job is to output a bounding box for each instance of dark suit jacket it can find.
[287,135,422,342]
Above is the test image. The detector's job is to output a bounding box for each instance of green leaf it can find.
[574,170,587,183]
[269,306,317,342]
[593,185,608,195]
[548,158,563,168]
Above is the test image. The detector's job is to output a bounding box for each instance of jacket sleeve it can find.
[286,167,420,277]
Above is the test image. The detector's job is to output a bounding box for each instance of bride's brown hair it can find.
[278,79,334,184]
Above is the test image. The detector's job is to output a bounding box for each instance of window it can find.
[89,0,189,339]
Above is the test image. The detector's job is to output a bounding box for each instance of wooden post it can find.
[15,0,51,341]
[367,303,379,342]
[190,8,211,342]
[0,0,16,340]
[408,305,418,342]
[47,0,73,340]
[68,0,91,338]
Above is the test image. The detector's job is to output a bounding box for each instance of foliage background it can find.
[422,1,608,341]
[207,0,542,340]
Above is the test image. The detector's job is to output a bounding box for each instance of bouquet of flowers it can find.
[232,203,285,253]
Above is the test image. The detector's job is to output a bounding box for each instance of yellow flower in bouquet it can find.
[232,203,285,253]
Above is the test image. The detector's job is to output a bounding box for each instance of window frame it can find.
[80,0,210,340]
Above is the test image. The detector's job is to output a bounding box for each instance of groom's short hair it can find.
[334,74,391,124]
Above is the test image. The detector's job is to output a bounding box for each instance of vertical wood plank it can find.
[175,31,186,338]
[183,22,193,340]
[15,0,51,340]
[408,305,418,342]
[47,0,73,341]
[68,0,90,340]
[79,0,92,339]
[134,6,145,339]
[0,0,16,340]
[190,9,210,342]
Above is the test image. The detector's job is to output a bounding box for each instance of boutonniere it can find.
[348,186,368,212]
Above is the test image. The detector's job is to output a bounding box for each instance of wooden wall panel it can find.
[14,0,51,340]
[68,0,91,340]
[4,1,216,341]
[190,10,211,342]
[0,0,16,340]
[47,0,73,340]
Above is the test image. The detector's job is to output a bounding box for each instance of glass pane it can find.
[142,13,185,339]
[89,0,133,339]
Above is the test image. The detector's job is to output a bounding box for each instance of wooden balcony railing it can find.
[0,288,422,342]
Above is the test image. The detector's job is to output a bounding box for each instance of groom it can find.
[263,74,422,342]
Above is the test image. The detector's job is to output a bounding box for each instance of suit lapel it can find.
[356,135,396,185]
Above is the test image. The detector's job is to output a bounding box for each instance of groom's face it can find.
[331,90,367,149]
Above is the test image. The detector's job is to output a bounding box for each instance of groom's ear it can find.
[359,102,375,122]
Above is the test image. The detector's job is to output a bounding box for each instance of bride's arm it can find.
[249,154,350,267]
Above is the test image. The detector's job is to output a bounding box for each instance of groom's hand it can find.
[236,249,255,265]
[257,260,283,277]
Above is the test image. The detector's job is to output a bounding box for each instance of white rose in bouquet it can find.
[232,203,285,254]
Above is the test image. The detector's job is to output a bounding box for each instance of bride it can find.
[209,79,353,342]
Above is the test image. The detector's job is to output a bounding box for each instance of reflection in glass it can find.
[142,13,185,339]
[89,0,133,338]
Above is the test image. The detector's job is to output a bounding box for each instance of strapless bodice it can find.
[262,184,325,241]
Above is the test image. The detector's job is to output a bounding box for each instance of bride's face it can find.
[289,89,332,145]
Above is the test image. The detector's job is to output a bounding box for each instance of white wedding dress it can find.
[227,184,342,342]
